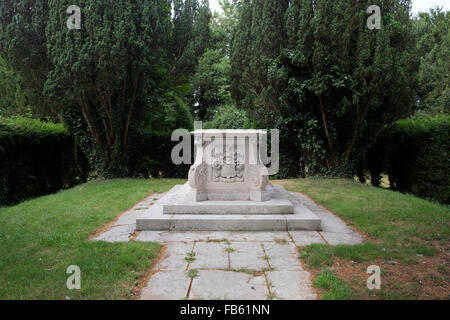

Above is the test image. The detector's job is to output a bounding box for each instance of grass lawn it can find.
[277,178,450,300]
[0,178,183,299]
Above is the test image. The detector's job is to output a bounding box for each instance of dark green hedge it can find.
[0,117,89,206]
[368,115,450,204]
[129,132,193,179]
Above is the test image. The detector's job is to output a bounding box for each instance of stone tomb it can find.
[136,129,321,231]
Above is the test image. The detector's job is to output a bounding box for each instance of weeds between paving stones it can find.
[186,269,199,279]
[206,238,230,243]
[274,238,288,245]
[266,291,279,300]
[185,252,196,264]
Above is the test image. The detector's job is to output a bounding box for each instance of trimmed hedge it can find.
[0,117,89,206]
[368,115,450,204]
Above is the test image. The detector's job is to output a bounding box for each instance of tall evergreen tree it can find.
[0,0,61,119]
[413,8,450,115]
[230,0,253,105]
[171,0,212,83]
[43,0,172,177]
[231,0,418,176]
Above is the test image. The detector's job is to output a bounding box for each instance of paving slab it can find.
[155,242,193,271]
[289,231,326,246]
[92,224,135,242]
[113,210,146,226]
[136,231,219,243]
[91,188,367,300]
[189,270,268,300]
[136,231,292,242]
[229,242,268,270]
[140,270,190,300]
[190,242,229,269]
[289,192,355,234]
[320,231,364,245]
[262,242,303,271]
[113,194,165,226]
[266,270,316,300]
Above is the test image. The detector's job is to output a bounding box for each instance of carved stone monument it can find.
[187,130,270,202]
[136,129,322,231]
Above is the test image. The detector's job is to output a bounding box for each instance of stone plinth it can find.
[136,184,321,231]
[134,128,322,231]
[188,129,270,202]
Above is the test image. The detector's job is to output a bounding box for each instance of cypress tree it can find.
[231,0,418,176]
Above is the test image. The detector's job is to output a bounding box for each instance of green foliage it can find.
[210,0,241,56]
[286,178,449,267]
[0,56,28,117]
[43,0,172,177]
[0,0,61,120]
[0,179,181,299]
[376,115,450,203]
[0,0,209,177]
[314,270,357,300]
[413,8,450,115]
[0,115,66,138]
[147,88,194,135]
[203,104,253,129]
[231,0,418,176]
[190,49,233,120]
[171,0,212,83]
[0,116,89,205]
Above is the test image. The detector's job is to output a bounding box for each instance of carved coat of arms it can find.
[212,147,244,183]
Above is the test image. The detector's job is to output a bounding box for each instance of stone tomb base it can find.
[136,184,321,231]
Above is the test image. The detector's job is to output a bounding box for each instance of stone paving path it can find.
[93,191,364,300]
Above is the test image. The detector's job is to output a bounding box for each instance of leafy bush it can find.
[0,116,89,206]
[203,104,253,129]
[368,115,450,204]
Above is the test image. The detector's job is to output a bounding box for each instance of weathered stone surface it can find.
[113,194,164,226]
[91,187,365,301]
[289,192,354,234]
[136,184,321,231]
[188,129,271,202]
[189,242,229,269]
[154,242,193,271]
[136,231,227,242]
[289,231,325,246]
[320,231,364,245]
[140,270,190,300]
[266,270,316,300]
[262,242,302,271]
[229,242,268,270]
[232,231,289,242]
[163,199,294,215]
[163,183,293,215]
[189,270,268,300]
[92,224,135,242]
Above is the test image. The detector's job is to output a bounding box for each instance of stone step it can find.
[136,211,321,231]
[135,183,321,231]
[162,199,294,215]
